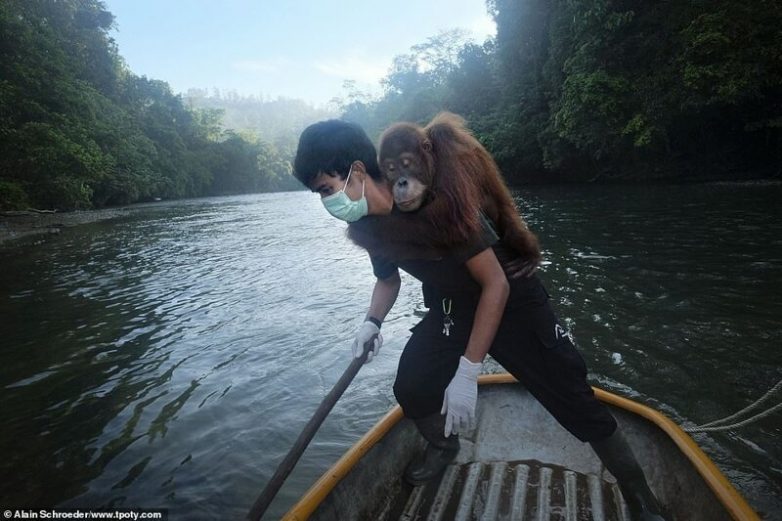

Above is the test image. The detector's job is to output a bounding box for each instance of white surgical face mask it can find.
[321,167,368,222]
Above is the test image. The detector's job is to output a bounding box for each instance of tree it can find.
[0,0,305,210]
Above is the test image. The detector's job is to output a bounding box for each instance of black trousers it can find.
[392,276,617,443]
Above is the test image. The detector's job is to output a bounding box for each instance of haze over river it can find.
[1,183,780,520]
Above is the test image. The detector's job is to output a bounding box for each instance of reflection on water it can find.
[0,185,780,520]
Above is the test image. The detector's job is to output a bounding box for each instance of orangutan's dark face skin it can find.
[381,152,429,211]
[379,126,434,212]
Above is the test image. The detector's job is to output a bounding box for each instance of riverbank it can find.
[0,208,131,245]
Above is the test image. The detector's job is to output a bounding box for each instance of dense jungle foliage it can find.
[0,0,304,211]
[340,0,782,184]
[1,0,780,210]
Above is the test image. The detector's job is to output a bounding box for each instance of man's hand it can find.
[441,356,482,436]
[352,321,382,363]
[505,257,538,278]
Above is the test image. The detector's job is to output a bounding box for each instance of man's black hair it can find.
[293,119,382,188]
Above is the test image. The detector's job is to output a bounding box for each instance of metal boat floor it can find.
[383,460,631,521]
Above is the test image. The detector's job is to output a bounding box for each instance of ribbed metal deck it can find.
[388,460,630,521]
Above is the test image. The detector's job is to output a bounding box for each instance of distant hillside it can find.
[184,89,337,147]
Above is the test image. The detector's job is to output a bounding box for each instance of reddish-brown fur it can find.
[349,112,541,274]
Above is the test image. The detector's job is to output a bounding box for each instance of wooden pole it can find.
[246,343,373,521]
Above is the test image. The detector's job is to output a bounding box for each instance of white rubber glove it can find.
[441,356,482,437]
[352,321,382,363]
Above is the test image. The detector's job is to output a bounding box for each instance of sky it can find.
[101,0,496,107]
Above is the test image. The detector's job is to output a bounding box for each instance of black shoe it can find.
[590,429,670,521]
[404,414,460,486]
[403,443,459,486]
[621,483,669,521]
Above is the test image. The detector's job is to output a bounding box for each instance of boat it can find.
[282,373,759,521]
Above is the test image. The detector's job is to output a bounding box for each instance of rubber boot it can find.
[590,429,670,521]
[404,414,460,486]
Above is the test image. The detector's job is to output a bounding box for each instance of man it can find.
[293,119,668,521]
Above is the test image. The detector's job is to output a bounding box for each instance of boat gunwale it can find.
[281,373,760,521]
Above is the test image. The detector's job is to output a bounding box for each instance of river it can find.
[0,183,780,520]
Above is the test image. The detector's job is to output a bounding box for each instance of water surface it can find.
[1,184,780,519]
